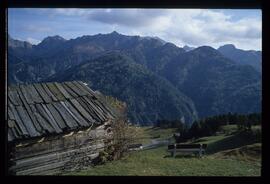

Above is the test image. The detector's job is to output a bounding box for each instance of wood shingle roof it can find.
[7,81,115,142]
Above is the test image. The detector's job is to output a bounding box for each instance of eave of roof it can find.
[8,81,115,142]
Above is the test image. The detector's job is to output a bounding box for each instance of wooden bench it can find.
[168,144,207,157]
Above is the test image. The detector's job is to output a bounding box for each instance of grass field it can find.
[63,125,261,176]
[137,126,178,144]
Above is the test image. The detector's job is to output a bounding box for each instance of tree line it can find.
[155,112,261,141]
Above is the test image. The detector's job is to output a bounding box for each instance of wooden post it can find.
[173,143,176,158]
[199,144,202,158]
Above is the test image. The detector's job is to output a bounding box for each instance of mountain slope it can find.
[47,52,198,125]
[8,32,176,84]
[8,33,261,123]
[218,44,262,72]
[160,46,261,117]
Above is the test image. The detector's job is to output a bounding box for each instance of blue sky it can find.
[8,8,262,50]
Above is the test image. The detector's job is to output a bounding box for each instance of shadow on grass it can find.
[163,154,199,159]
[206,131,259,155]
[192,138,208,143]
[145,127,160,131]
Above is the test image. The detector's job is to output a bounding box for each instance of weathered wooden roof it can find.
[8,81,115,142]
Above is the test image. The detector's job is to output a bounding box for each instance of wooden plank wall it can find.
[9,124,112,175]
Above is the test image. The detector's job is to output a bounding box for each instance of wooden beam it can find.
[15,159,69,175]
[19,85,34,104]
[73,81,90,96]
[8,106,16,120]
[16,105,40,137]
[62,82,79,98]
[13,135,105,160]
[13,144,102,170]
[65,82,85,96]
[45,103,67,129]
[81,97,104,122]
[9,120,20,139]
[41,83,58,102]
[41,104,63,134]
[17,88,43,133]
[95,98,115,118]
[69,98,96,123]
[9,103,29,136]
[46,83,66,101]
[8,104,23,135]
[76,98,100,122]
[63,101,90,127]
[33,83,52,103]
[28,85,44,103]
[8,88,22,106]
[35,104,62,134]
[91,99,113,119]
[52,102,78,129]
[82,96,106,122]
[30,104,55,134]
[54,82,72,99]
[59,101,83,126]
[77,81,96,96]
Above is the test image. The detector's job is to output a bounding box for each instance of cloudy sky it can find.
[8,8,261,50]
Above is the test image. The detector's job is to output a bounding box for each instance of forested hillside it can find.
[8,32,261,124]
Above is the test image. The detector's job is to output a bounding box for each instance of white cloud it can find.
[26,37,41,45]
[38,8,90,17]
[54,8,89,16]
[151,9,262,50]
[25,25,52,33]
[27,8,263,50]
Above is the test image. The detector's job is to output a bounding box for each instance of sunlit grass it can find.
[64,125,261,176]
[66,145,260,176]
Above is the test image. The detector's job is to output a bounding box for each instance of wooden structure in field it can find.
[7,81,116,175]
[167,144,207,157]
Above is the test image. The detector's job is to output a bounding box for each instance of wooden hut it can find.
[7,81,116,175]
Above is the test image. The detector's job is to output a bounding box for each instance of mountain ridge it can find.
[8,33,261,124]
[218,44,262,72]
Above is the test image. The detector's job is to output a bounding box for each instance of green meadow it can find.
[64,125,261,176]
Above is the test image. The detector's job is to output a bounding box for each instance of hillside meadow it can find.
[63,125,261,176]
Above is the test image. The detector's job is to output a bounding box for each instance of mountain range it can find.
[8,32,262,125]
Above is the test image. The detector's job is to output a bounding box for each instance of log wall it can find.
[9,123,112,175]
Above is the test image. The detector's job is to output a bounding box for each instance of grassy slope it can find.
[64,125,261,176]
[138,126,178,144]
[192,125,260,154]
[213,143,261,162]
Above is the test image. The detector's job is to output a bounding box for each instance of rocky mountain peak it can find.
[40,35,66,44]
[183,45,195,52]
[218,44,236,50]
